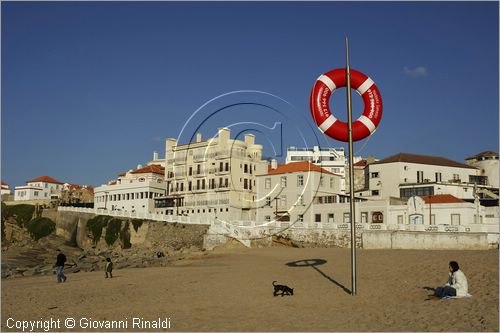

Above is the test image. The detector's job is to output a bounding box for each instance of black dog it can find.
[273,281,294,296]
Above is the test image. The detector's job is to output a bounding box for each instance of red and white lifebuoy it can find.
[310,68,383,142]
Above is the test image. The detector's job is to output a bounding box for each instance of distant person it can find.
[54,249,67,283]
[434,261,468,298]
[105,258,113,278]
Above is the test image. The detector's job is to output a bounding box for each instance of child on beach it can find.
[105,258,113,278]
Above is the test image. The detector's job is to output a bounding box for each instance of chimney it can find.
[244,133,255,146]
[153,151,158,161]
[218,127,230,142]
[166,138,177,161]
[137,164,142,170]
[196,133,202,143]
[271,159,278,170]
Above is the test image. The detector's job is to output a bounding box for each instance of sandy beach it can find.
[2,246,498,332]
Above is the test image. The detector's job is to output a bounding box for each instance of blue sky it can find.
[2,1,499,188]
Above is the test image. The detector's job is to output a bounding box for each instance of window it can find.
[297,175,304,187]
[371,190,379,196]
[244,179,248,190]
[343,213,350,223]
[319,176,324,187]
[298,214,304,222]
[34,191,38,196]
[280,176,287,188]
[266,197,271,206]
[372,212,384,223]
[453,174,460,182]
[435,172,442,182]
[315,214,321,222]
[265,216,271,222]
[280,195,287,208]
[417,171,424,183]
[188,181,192,191]
[330,177,334,188]
[451,214,461,225]
[371,172,379,178]
[361,212,368,223]
[189,167,192,176]
[400,187,434,199]
[225,163,229,171]
[244,164,248,173]
[139,178,145,182]
[328,213,334,223]
[297,194,304,206]
[397,215,403,224]
[265,178,271,189]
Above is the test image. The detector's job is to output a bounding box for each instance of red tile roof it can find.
[371,153,476,169]
[422,194,465,204]
[26,176,64,184]
[354,160,368,167]
[131,164,165,175]
[266,161,334,176]
[465,151,498,160]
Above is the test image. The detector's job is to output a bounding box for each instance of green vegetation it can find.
[2,204,35,226]
[104,218,122,246]
[131,219,144,232]
[120,221,131,249]
[25,217,56,240]
[86,215,112,244]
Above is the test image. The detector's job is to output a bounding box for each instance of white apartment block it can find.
[94,164,166,214]
[286,146,362,193]
[465,151,499,188]
[14,176,64,201]
[255,161,345,224]
[158,128,268,221]
[356,153,485,201]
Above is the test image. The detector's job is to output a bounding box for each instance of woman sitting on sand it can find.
[434,261,468,298]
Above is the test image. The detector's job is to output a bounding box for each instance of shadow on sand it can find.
[286,259,351,295]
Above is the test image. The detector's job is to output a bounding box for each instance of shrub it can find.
[131,219,144,232]
[25,217,55,240]
[86,215,111,244]
[104,218,122,246]
[120,221,131,249]
[2,204,35,226]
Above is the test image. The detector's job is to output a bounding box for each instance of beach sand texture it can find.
[2,247,498,331]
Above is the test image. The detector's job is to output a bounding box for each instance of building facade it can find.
[14,176,64,201]
[465,151,499,188]
[159,128,268,221]
[286,146,363,193]
[255,161,345,224]
[94,164,166,213]
[357,153,483,200]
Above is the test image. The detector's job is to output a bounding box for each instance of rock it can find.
[78,255,86,261]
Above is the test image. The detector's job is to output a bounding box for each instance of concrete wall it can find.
[55,210,209,252]
[362,231,491,250]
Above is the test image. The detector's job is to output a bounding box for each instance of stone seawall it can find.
[55,211,209,252]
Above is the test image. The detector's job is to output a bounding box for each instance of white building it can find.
[94,164,166,214]
[465,151,499,188]
[255,161,347,224]
[357,153,485,201]
[14,176,64,201]
[1,181,11,196]
[159,128,268,221]
[286,146,363,193]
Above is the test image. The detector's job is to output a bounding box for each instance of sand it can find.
[2,247,498,332]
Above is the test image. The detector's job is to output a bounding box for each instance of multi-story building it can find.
[286,146,363,193]
[59,183,94,205]
[14,176,64,201]
[255,161,345,224]
[356,152,487,201]
[465,151,499,188]
[94,164,166,213]
[159,128,267,221]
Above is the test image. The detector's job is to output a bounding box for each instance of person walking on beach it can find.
[434,261,468,298]
[54,249,67,283]
[105,257,113,278]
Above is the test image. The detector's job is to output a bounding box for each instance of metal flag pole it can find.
[345,35,357,295]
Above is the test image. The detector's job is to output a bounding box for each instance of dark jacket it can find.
[56,253,67,267]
